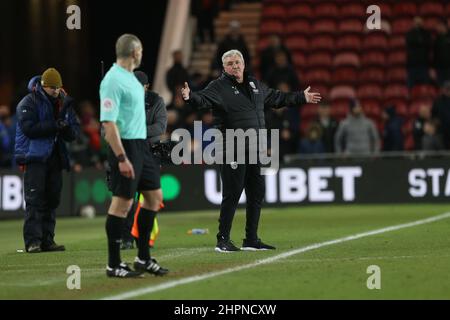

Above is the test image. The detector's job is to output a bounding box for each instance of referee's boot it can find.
[215,236,240,253]
[241,238,276,251]
[106,262,143,278]
[134,257,169,276]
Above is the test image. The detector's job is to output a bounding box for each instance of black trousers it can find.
[23,149,62,248]
[218,163,265,241]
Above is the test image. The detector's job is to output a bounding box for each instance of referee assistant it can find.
[100,34,168,278]
[181,49,321,252]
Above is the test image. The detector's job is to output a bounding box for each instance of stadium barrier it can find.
[1,153,450,220]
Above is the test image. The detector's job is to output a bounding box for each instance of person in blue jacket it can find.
[15,68,80,253]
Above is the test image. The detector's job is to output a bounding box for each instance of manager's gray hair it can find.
[116,34,142,59]
[222,49,244,65]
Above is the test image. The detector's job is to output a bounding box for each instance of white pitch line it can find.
[101,212,450,300]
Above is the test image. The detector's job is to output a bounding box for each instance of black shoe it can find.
[120,241,134,250]
[241,238,276,251]
[215,239,240,253]
[134,257,169,276]
[26,244,41,253]
[41,243,65,252]
[106,262,143,278]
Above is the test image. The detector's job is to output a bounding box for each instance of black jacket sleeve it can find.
[17,96,57,139]
[59,106,80,142]
[187,81,223,110]
[147,94,167,143]
[261,81,306,110]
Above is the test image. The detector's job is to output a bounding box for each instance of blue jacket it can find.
[14,76,80,170]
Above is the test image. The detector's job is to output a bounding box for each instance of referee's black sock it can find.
[106,214,124,268]
[137,208,156,262]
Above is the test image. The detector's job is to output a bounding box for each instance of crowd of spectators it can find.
[2,8,450,170]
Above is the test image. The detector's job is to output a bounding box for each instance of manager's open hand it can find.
[181,82,190,101]
[304,86,322,104]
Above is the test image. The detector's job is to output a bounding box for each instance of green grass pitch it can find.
[1,204,450,299]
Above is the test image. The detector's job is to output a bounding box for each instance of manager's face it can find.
[223,55,245,83]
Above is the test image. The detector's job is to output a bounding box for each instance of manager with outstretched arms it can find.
[181,49,321,252]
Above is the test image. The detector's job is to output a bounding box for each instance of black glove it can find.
[56,118,69,131]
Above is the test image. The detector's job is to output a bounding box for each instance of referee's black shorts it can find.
[107,139,161,199]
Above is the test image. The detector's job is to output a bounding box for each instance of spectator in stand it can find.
[431,80,450,149]
[212,20,251,72]
[0,105,14,167]
[260,34,293,83]
[413,103,432,150]
[192,0,218,44]
[406,16,432,88]
[166,50,190,99]
[79,100,101,153]
[312,103,338,153]
[382,105,404,151]
[299,123,325,154]
[433,20,450,86]
[334,99,380,155]
[265,50,300,90]
[167,86,197,130]
[67,129,100,172]
[421,120,444,151]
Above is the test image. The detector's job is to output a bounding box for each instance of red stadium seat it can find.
[409,99,433,118]
[340,3,365,19]
[333,52,360,68]
[303,68,332,85]
[332,67,358,85]
[359,68,385,84]
[284,20,310,35]
[357,84,383,100]
[336,34,362,52]
[309,84,329,100]
[288,3,313,19]
[257,37,271,51]
[404,134,414,151]
[311,19,337,35]
[389,36,406,50]
[384,84,409,101]
[338,19,364,34]
[262,4,286,19]
[411,85,438,100]
[331,101,350,120]
[419,2,444,17]
[376,3,392,20]
[306,52,333,68]
[362,32,388,51]
[393,102,409,118]
[363,103,382,120]
[310,35,335,52]
[387,51,407,66]
[361,51,386,67]
[260,20,284,35]
[314,2,339,19]
[393,2,417,17]
[300,104,319,121]
[330,85,356,101]
[292,51,307,68]
[285,36,309,51]
[424,17,443,33]
[386,67,407,84]
[392,18,413,35]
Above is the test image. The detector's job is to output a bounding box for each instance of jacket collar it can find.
[221,71,255,85]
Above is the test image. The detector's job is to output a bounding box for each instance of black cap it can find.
[134,71,148,86]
